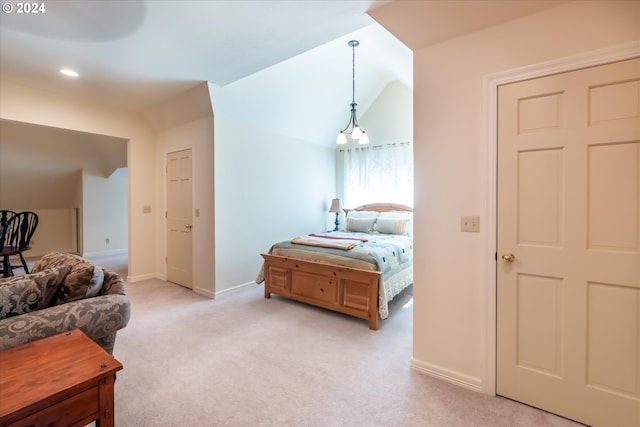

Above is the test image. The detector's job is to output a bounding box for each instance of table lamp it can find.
[329,198,343,231]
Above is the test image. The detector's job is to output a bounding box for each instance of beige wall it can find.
[6,172,128,258]
[157,116,215,296]
[21,208,77,257]
[375,0,640,391]
[0,80,158,278]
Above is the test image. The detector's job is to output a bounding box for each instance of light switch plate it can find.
[461,216,480,232]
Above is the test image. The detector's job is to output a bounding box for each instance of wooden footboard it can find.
[261,254,381,330]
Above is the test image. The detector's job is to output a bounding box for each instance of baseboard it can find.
[125,275,254,296]
[126,272,164,282]
[410,358,484,394]
[215,281,255,297]
[194,286,215,298]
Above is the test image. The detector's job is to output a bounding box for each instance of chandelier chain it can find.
[337,39,368,145]
[351,40,356,106]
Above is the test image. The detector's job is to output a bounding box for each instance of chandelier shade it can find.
[336,40,369,145]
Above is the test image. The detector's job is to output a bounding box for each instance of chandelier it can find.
[336,40,369,145]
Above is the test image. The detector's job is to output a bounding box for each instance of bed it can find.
[257,203,413,330]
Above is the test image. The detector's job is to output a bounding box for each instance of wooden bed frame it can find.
[261,203,412,330]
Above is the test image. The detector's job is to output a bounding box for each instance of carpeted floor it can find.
[91,253,581,427]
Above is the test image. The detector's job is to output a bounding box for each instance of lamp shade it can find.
[329,198,343,213]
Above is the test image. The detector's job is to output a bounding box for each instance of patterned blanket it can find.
[257,232,413,319]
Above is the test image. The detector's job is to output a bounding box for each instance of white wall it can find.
[214,115,336,292]
[82,168,128,256]
[375,0,640,391]
[0,78,333,293]
[359,80,413,147]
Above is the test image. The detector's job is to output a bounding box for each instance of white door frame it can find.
[481,40,640,395]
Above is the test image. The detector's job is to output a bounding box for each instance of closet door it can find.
[166,148,193,288]
[497,58,640,427]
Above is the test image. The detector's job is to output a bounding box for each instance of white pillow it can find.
[378,211,413,235]
[343,210,379,231]
[346,217,377,233]
[375,217,411,235]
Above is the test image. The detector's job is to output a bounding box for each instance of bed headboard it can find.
[344,203,413,216]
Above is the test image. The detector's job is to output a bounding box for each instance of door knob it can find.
[501,253,515,263]
[185,224,192,230]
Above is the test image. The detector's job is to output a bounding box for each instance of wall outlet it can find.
[461,216,480,232]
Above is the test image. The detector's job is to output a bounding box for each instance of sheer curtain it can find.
[339,141,413,208]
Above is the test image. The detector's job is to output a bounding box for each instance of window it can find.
[338,141,413,208]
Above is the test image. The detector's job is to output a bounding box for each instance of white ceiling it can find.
[0,0,398,114]
[0,0,568,199]
[0,0,565,117]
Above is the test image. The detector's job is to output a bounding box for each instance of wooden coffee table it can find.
[0,329,123,427]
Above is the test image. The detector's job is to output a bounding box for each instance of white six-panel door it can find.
[497,58,640,427]
[166,149,193,289]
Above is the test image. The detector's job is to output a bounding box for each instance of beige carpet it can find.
[91,254,581,427]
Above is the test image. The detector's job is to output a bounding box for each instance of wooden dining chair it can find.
[0,211,39,277]
[0,210,16,229]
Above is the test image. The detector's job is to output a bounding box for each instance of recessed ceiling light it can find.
[60,68,79,77]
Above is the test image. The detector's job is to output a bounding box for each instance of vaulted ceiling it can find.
[0,0,565,124]
[0,0,567,207]
[0,0,397,114]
